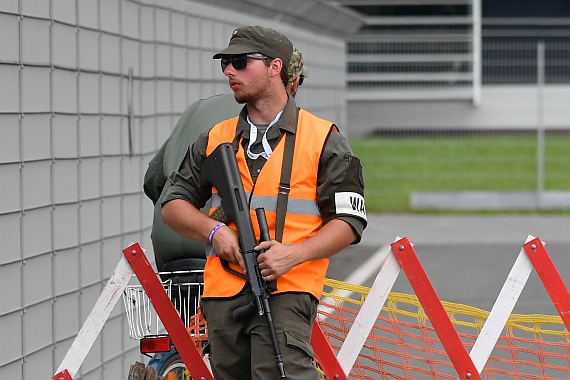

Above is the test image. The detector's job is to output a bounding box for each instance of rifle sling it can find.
[231,125,295,243]
[275,131,295,243]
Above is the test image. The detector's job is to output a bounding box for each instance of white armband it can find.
[335,192,367,221]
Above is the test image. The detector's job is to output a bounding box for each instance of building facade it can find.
[331,0,570,137]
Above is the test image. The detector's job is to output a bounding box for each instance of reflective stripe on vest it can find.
[203,110,333,299]
[211,193,321,216]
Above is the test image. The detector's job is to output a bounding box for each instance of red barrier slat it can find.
[523,237,570,330]
[391,237,481,380]
[123,243,213,380]
[52,369,73,380]
[311,322,348,380]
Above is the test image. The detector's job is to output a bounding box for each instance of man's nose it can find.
[223,63,236,76]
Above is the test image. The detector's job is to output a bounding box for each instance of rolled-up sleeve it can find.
[317,130,367,244]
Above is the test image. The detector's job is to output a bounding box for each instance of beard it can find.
[233,91,252,104]
[233,85,267,104]
[234,89,275,106]
[231,74,272,104]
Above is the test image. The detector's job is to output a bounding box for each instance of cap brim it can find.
[213,44,257,59]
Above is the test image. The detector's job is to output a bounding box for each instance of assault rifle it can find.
[201,143,286,378]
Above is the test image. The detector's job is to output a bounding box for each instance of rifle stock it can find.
[201,143,286,378]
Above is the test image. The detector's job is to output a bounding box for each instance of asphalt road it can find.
[326,214,570,315]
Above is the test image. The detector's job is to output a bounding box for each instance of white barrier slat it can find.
[318,244,390,322]
[469,235,537,373]
[337,244,400,375]
[54,256,134,378]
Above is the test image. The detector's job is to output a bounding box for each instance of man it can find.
[162,25,367,380]
[143,48,309,271]
[285,47,307,98]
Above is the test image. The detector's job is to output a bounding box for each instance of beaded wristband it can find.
[208,222,226,243]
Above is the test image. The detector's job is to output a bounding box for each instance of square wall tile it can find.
[0,163,20,214]
[54,247,79,295]
[0,311,23,365]
[0,115,19,162]
[22,160,51,210]
[0,262,22,315]
[21,18,50,65]
[21,114,51,162]
[53,115,78,159]
[22,207,52,258]
[53,203,79,250]
[53,159,79,204]
[22,254,52,307]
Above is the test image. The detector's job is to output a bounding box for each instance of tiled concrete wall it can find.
[0,1,347,379]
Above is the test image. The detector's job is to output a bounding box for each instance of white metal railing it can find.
[346,0,480,103]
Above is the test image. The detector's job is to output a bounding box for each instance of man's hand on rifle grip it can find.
[255,240,299,282]
[211,225,247,274]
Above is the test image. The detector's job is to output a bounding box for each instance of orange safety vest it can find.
[202,109,334,299]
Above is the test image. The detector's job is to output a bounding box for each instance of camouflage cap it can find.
[213,25,293,71]
[288,47,309,80]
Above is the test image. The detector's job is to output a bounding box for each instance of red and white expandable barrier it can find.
[54,236,570,379]
[335,235,570,379]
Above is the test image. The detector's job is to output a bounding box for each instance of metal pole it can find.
[472,0,482,106]
[127,67,134,157]
[537,41,545,193]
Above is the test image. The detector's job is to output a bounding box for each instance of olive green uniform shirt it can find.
[163,95,367,244]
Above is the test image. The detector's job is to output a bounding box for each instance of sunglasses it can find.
[221,54,270,72]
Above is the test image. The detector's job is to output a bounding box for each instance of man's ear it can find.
[291,78,299,91]
[271,58,283,75]
[286,78,299,97]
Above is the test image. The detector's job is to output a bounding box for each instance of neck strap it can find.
[245,111,283,160]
